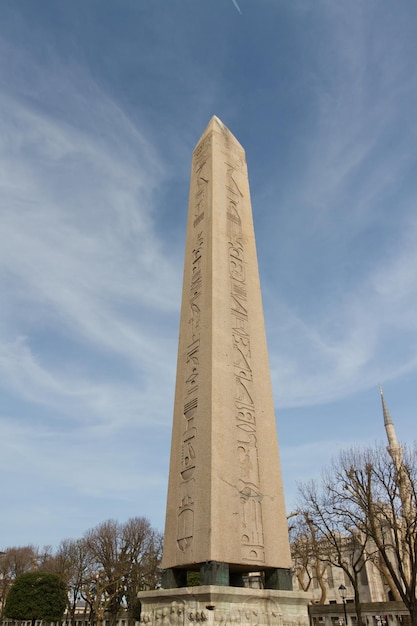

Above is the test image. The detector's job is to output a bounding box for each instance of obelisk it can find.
[161,116,292,589]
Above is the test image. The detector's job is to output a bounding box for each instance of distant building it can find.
[295,389,412,626]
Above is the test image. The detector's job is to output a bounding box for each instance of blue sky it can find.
[1,0,416,550]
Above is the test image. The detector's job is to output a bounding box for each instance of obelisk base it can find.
[162,564,293,590]
[137,585,310,626]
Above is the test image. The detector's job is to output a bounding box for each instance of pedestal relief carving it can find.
[139,586,309,626]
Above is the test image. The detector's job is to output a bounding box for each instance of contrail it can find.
[231,0,242,14]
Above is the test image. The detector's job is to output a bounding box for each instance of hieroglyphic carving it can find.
[193,131,213,163]
[188,611,208,622]
[194,161,209,217]
[140,602,186,626]
[244,598,283,626]
[212,601,281,626]
[185,345,199,397]
[226,155,265,564]
[190,231,203,296]
[181,397,197,478]
[177,477,194,552]
[192,133,211,223]
[193,212,204,228]
[177,397,196,552]
[177,135,211,554]
[170,602,185,626]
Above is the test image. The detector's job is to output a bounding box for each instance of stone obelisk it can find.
[162,116,291,588]
[138,117,310,626]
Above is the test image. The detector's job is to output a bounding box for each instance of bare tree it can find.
[289,511,328,603]
[297,443,417,626]
[297,480,371,625]
[83,520,125,626]
[53,539,93,626]
[0,517,162,626]
[333,445,417,626]
[83,517,162,626]
[120,517,163,626]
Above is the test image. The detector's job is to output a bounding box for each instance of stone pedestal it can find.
[138,586,310,626]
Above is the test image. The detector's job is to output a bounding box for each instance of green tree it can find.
[0,546,37,618]
[4,571,67,626]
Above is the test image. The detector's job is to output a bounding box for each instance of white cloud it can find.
[268,216,417,408]
[257,2,417,410]
[0,47,184,432]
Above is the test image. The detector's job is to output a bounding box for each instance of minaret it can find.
[161,116,292,589]
[380,386,413,519]
[380,385,402,469]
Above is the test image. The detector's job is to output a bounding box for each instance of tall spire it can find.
[379,386,401,467]
[380,386,398,443]
[378,387,415,540]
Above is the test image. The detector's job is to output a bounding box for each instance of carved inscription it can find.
[226,155,265,564]
[140,602,186,626]
[194,160,208,217]
[192,132,211,224]
[177,135,211,553]
[212,599,281,626]
[141,601,282,626]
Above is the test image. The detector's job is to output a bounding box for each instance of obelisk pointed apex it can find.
[206,114,224,130]
[210,114,223,125]
[196,115,245,152]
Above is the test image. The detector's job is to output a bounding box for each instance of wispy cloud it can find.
[0,34,186,542]
[0,46,183,432]
[266,211,417,408]
[260,3,417,409]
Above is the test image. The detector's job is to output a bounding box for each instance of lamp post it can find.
[338,584,348,626]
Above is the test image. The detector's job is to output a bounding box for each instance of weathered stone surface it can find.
[161,117,292,575]
[138,586,310,626]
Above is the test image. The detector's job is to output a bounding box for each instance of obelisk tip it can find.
[195,115,245,155]
[203,115,225,133]
[211,114,224,125]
